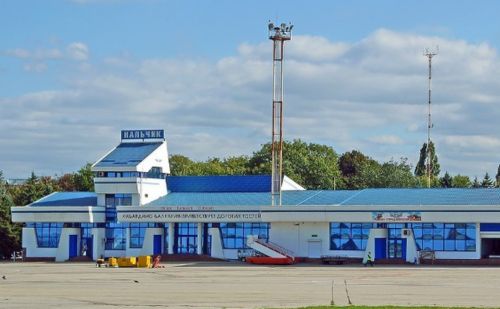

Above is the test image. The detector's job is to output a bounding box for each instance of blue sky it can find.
[1,0,499,180]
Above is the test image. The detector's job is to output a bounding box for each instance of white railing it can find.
[255,239,295,260]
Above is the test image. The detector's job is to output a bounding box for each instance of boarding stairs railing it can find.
[254,238,295,261]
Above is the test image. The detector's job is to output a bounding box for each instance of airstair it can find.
[245,235,295,265]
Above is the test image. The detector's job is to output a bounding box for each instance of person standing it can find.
[82,242,87,257]
[365,251,374,267]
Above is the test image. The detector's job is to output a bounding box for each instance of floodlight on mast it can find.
[268,21,293,206]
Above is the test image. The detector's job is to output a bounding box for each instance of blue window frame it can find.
[97,171,140,178]
[176,223,198,254]
[164,224,169,252]
[105,193,132,207]
[330,223,374,251]
[129,223,147,248]
[386,223,405,258]
[105,207,117,222]
[122,172,140,177]
[104,197,131,251]
[105,222,127,250]
[80,223,94,257]
[129,223,158,248]
[144,167,165,179]
[219,223,270,249]
[34,223,63,248]
[410,223,476,252]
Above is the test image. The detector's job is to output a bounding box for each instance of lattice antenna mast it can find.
[424,47,438,188]
[268,21,293,206]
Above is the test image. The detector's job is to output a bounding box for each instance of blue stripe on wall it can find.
[480,223,500,232]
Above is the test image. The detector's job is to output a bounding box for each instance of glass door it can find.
[387,224,405,259]
[388,239,403,258]
[175,223,198,254]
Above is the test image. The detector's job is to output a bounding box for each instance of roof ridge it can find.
[29,191,58,206]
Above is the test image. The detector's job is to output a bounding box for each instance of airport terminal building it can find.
[11,130,500,263]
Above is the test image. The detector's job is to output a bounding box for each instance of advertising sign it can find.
[371,211,422,222]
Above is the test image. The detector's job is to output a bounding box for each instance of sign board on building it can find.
[371,211,422,222]
[121,129,164,140]
[118,208,262,223]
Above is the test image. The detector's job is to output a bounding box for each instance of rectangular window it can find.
[105,207,117,222]
[176,223,198,253]
[122,172,139,177]
[105,222,127,250]
[219,222,270,249]
[34,223,63,248]
[409,223,476,252]
[330,223,374,251]
[105,193,132,208]
[129,223,149,248]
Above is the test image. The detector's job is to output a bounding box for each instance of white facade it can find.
[11,129,500,263]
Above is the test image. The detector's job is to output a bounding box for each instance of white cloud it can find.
[5,48,63,60]
[3,42,89,75]
[66,42,89,61]
[1,29,499,179]
[368,135,404,145]
[5,48,31,58]
[443,135,500,149]
[23,63,48,73]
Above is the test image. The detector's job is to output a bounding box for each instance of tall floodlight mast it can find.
[424,47,438,188]
[268,21,293,206]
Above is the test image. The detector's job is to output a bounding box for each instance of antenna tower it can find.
[268,21,293,206]
[424,47,438,188]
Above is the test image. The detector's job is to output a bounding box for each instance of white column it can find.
[197,223,203,255]
[168,223,174,254]
[92,228,105,260]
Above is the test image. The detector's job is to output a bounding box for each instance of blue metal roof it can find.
[342,188,500,206]
[147,188,500,207]
[167,175,271,193]
[30,192,98,207]
[94,142,162,167]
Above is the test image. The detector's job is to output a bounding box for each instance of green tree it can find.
[56,163,94,192]
[414,141,440,177]
[481,172,494,188]
[196,158,228,175]
[414,143,428,177]
[440,172,453,188]
[222,156,250,175]
[472,176,481,188]
[248,139,341,189]
[169,155,196,176]
[0,171,22,258]
[73,163,94,191]
[169,155,250,176]
[338,150,381,189]
[377,158,418,188]
[12,172,58,206]
[416,175,441,188]
[452,175,471,188]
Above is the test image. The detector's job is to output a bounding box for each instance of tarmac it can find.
[1,261,500,308]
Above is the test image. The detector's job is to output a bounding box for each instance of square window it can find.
[444,240,455,251]
[466,240,476,251]
[433,240,443,251]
